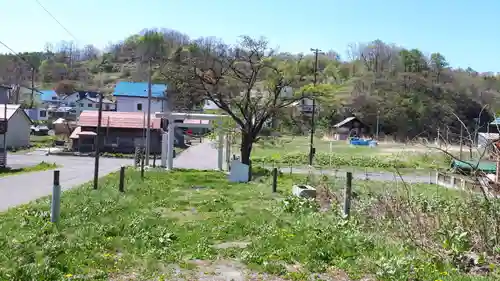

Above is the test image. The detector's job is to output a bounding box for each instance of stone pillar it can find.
[167,119,175,170]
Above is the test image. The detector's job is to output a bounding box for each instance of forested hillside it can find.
[0,28,496,141]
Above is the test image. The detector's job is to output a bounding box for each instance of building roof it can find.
[83,96,114,104]
[112,81,167,98]
[0,104,33,123]
[39,90,59,101]
[333,116,357,128]
[62,91,99,101]
[78,110,161,129]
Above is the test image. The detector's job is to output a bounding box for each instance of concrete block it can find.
[292,184,316,198]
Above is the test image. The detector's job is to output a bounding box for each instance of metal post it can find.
[51,170,61,223]
[376,110,380,139]
[1,100,7,168]
[272,167,278,192]
[145,59,152,165]
[93,93,103,190]
[119,166,125,192]
[459,125,463,160]
[308,48,320,166]
[343,172,352,218]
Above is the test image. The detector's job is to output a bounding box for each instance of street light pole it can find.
[309,48,321,166]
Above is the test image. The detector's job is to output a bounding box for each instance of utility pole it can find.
[30,68,35,108]
[93,92,103,189]
[308,48,321,166]
[145,58,152,166]
[375,110,380,139]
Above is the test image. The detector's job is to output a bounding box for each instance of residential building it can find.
[75,96,115,117]
[0,104,33,149]
[0,85,11,104]
[24,108,48,121]
[39,90,61,106]
[71,111,162,154]
[332,115,369,141]
[113,81,167,113]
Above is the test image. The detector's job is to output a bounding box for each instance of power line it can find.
[34,0,79,42]
[0,39,35,68]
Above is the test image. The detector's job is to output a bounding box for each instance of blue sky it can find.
[1,0,498,72]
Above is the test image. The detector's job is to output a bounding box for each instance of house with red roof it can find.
[70,110,163,154]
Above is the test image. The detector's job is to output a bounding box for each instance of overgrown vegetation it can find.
[0,169,497,280]
[0,161,58,177]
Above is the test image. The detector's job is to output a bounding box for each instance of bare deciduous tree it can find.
[163,36,308,173]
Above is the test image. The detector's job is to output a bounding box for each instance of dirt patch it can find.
[212,241,250,249]
[164,260,290,281]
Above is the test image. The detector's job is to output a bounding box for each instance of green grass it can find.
[0,168,498,280]
[0,161,58,177]
[246,135,451,171]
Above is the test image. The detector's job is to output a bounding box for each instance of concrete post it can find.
[217,132,224,171]
[167,120,175,170]
[161,132,167,167]
[225,134,231,171]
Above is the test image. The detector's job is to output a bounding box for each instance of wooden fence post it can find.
[119,166,125,192]
[272,168,278,193]
[51,170,61,223]
[343,172,352,219]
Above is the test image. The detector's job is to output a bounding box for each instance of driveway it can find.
[0,153,132,212]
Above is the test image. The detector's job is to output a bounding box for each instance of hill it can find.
[0,28,498,141]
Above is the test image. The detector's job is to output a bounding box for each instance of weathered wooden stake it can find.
[272,167,278,193]
[343,172,353,218]
[140,152,145,179]
[51,170,61,223]
[119,166,125,192]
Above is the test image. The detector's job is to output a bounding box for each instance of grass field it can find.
[246,136,453,171]
[0,161,58,177]
[0,168,497,280]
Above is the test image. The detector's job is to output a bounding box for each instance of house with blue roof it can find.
[39,90,61,104]
[113,81,168,113]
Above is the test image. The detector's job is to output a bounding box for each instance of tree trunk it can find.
[240,132,253,180]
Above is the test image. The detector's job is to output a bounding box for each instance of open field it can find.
[246,136,458,171]
[0,168,497,280]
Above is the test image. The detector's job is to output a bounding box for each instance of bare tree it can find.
[163,36,308,174]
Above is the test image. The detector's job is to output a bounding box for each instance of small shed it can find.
[0,104,33,149]
[332,116,369,141]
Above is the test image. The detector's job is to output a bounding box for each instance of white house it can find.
[113,81,167,113]
[61,91,116,118]
[24,108,48,121]
[0,104,33,149]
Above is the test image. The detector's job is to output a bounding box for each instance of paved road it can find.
[0,153,132,212]
[174,141,221,170]
[273,166,435,184]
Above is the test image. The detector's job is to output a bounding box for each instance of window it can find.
[136,103,143,111]
[79,103,84,107]
[69,102,75,107]
[39,110,47,117]
[88,103,92,108]
[105,105,110,110]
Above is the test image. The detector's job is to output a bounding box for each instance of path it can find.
[174,141,220,170]
[0,154,131,212]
